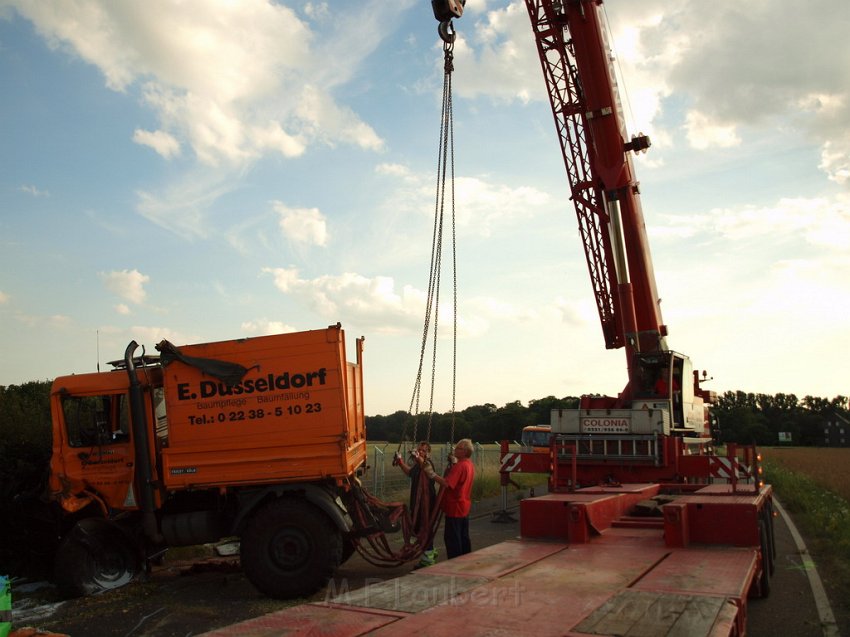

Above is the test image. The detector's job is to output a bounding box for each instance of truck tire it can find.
[54,522,140,598]
[241,498,342,599]
[341,538,356,565]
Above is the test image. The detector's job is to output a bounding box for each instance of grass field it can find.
[761,446,850,554]
[762,446,850,537]
[763,446,850,502]
[761,446,850,625]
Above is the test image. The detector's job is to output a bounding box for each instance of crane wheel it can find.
[54,520,140,598]
[241,498,342,599]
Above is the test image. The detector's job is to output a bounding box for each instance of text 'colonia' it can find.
[176,369,328,401]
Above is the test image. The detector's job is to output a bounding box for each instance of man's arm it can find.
[417,456,450,488]
[395,452,413,476]
[424,463,448,488]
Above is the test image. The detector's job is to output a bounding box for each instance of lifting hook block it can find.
[432,0,465,22]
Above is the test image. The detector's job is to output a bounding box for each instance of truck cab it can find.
[49,363,164,515]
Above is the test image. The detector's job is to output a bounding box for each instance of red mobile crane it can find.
[211,2,777,635]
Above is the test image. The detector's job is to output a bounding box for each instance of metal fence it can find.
[367,442,512,502]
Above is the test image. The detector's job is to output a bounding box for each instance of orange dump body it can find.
[159,326,366,489]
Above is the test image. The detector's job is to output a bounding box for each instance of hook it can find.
[438,19,456,44]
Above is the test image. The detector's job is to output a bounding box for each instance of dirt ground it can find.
[9,495,527,637]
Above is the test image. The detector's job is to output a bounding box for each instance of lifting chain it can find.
[357,7,464,569]
[404,31,458,452]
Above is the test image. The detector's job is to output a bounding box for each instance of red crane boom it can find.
[527,0,666,355]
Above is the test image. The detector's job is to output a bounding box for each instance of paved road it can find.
[748,502,839,636]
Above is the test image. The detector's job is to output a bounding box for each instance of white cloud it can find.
[274,203,328,247]
[133,128,181,159]
[453,176,551,235]
[453,1,850,189]
[101,269,150,304]
[48,315,73,328]
[241,319,299,335]
[611,0,850,183]
[129,325,189,347]
[115,303,131,315]
[0,290,8,304]
[304,3,330,21]
[7,0,386,168]
[260,265,536,339]
[19,184,50,197]
[684,111,740,150]
[4,0,407,241]
[377,165,552,238]
[554,297,593,327]
[294,85,384,152]
[376,162,416,181]
[463,296,536,336]
[262,267,434,333]
[135,174,231,240]
[452,3,541,103]
[659,196,850,249]
[819,139,850,186]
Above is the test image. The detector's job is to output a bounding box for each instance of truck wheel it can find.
[54,522,139,597]
[341,538,356,565]
[241,498,342,599]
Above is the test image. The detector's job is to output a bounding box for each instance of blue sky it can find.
[1,0,848,416]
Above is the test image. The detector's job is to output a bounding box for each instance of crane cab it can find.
[551,351,709,439]
[631,351,707,436]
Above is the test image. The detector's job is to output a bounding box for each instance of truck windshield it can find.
[63,394,130,447]
[521,428,552,448]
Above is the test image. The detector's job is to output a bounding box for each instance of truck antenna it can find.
[97,330,101,372]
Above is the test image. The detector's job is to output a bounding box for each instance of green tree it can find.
[527,395,579,425]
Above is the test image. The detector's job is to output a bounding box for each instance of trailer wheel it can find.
[241,498,342,599]
[764,502,777,574]
[758,519,772,598]
[54,521,140,598]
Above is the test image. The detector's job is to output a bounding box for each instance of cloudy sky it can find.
[1,0,848,416]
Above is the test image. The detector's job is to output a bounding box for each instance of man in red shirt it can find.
[654,368,680,396]
[421,438,475,559]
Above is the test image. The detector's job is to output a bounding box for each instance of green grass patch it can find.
[471,470,546,502]
[763,458,850,619]
[763,459,850,559]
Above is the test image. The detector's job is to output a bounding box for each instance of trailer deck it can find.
[202,483,766,637]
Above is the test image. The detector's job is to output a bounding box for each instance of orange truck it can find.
[43,323,384,598]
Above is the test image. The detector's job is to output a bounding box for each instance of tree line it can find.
[367,392,850,446]
[2,381,848,489]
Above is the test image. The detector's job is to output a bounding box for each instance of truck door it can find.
[58,392,137,510]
